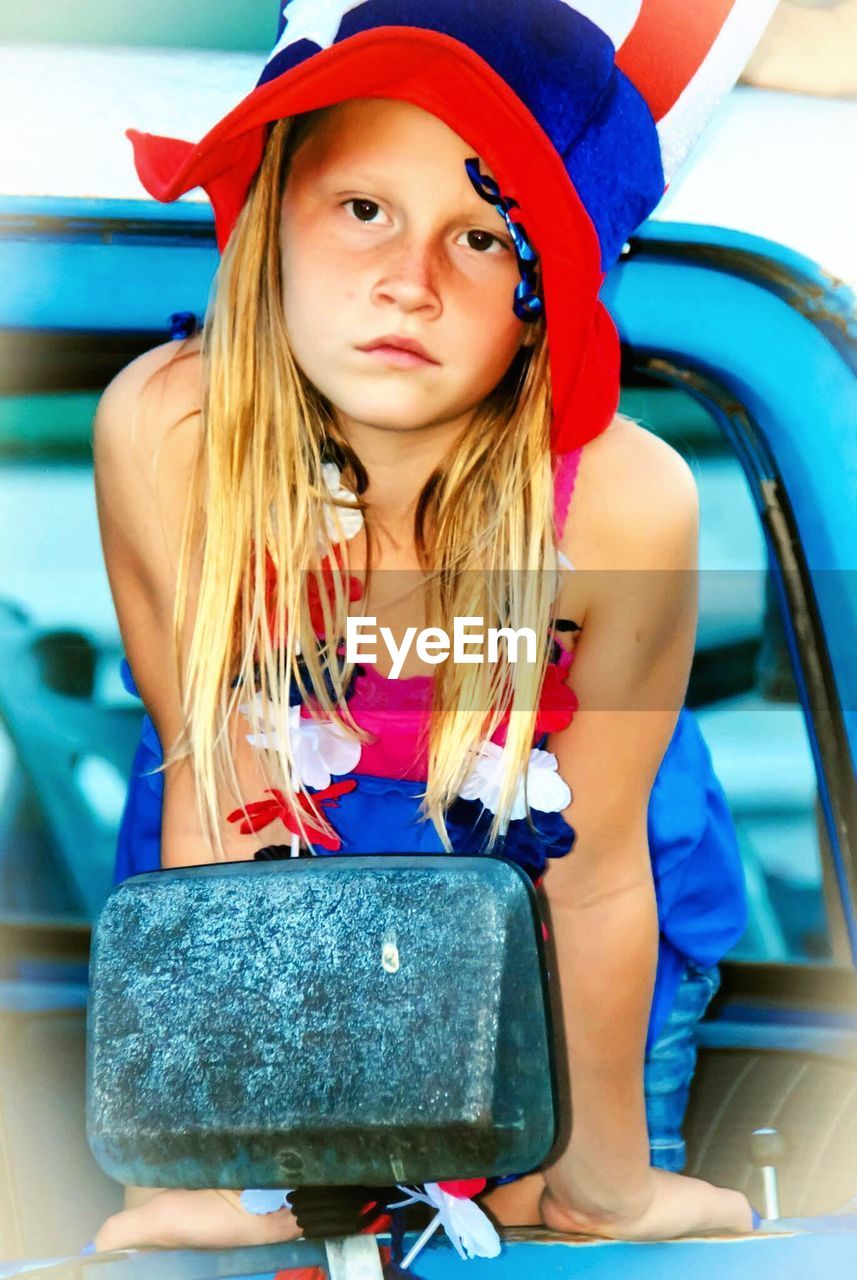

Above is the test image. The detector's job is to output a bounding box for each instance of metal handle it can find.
[750,1126,787,1220]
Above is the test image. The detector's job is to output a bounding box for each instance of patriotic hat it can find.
[128,1,777,452]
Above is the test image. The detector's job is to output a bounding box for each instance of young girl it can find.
[92,0,776,1256]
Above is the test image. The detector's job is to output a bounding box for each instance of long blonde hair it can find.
[170,111,565,858]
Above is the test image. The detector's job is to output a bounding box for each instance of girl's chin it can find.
[330,403,467,434]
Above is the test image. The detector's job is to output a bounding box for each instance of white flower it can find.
[391,1183,501,1264]
[320,461,363,549]
[457,740,572,819]
[239,695,361,788]
[240,1188,294,1215]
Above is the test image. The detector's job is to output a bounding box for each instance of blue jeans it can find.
[486,959,720,1194]
[645,961,720,1172]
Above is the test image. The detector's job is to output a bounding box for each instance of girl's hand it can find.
[93,1188,301,1252]
[540,1169,755,1242]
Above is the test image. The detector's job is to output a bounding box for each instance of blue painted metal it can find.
[2,1224,857,1278]
[0,195,214,226]
[602,222,857,960]
[603,225,857,712]
[0,979,87,1013]
[0,196,217,333]
[409,1226,857,1278]
[765,534,857,964]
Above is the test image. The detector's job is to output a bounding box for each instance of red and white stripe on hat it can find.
[569,0,779,185]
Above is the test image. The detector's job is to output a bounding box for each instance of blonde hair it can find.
[169,112,565,858]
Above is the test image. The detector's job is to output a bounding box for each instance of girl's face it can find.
[280,98,532,441]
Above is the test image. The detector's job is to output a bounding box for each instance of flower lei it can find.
[235,463,579,855]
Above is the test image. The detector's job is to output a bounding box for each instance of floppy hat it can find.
[127,1,778,452]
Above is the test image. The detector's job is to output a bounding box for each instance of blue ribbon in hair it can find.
[464,157,543,323]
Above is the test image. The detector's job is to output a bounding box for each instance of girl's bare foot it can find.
[93,1187,301,1252]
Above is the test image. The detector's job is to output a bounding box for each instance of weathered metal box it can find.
[87,855,557,1187]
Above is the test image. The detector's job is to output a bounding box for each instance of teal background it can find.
[0,0,274,50]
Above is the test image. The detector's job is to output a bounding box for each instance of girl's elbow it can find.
[542,832,654,911]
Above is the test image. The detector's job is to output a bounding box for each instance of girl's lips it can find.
[358,344,438,368]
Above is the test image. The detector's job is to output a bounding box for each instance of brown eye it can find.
[345,198,381,223]
[464,229,505,254]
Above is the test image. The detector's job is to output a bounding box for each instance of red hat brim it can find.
[127,27,619,451]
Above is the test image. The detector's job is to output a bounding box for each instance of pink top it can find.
[304,449,583,782]
[553,445,582,544]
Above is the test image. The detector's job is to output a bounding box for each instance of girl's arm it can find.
[94,342,298,868]
[540,418,750,1234]
[92,345,304,1250]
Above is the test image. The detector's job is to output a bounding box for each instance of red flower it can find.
[227,780,357,851]
[259,545,364,645]
[360,1207,393,1235]
[488,652,579,746]
[306,543,364,636]
[534,659,579,735]
[437,1178,488,1199]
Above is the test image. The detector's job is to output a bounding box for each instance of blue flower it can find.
[445,798,576,881]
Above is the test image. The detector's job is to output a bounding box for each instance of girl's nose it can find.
[370,240,442,317]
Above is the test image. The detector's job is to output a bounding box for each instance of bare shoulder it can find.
[94,337,203,577]
[93,335,203,476]
[94,338,205,746]
[560,414,699,573]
